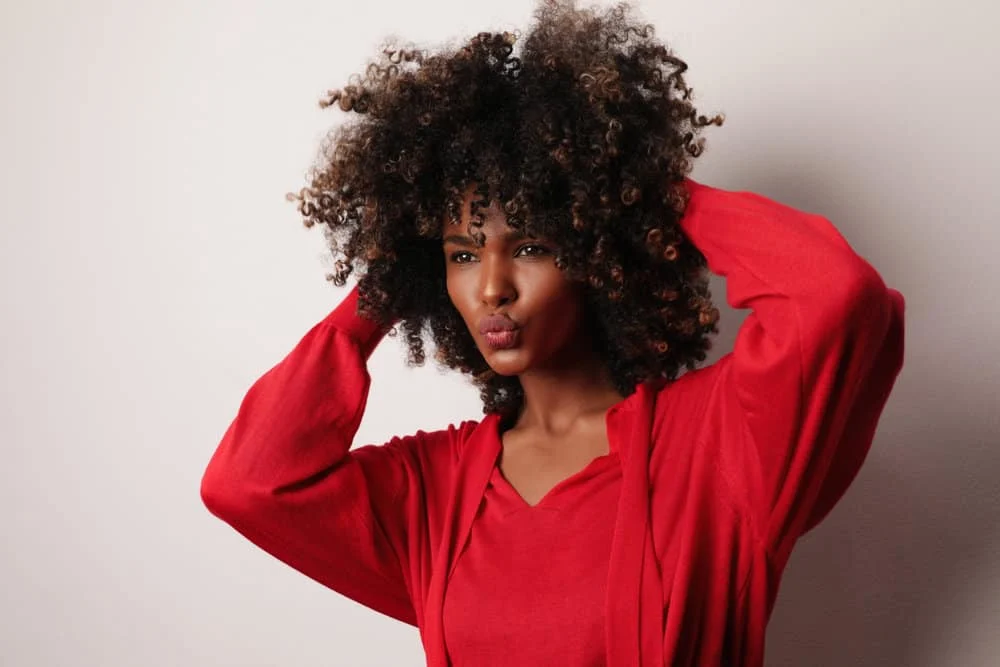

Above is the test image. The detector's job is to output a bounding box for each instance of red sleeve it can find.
[679,178,906,569]
[200,286,427,626]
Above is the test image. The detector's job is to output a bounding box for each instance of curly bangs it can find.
[287,0,725,416]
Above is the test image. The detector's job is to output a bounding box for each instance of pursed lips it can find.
[478,314,519,334]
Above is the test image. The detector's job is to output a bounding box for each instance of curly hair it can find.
[286,0,725,416]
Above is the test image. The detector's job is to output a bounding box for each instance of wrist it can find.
[328,285,390,359]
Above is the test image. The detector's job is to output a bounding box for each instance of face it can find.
[442,185,589,377]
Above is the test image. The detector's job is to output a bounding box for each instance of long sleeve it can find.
[200,286,423,626]
[678,178,906,570]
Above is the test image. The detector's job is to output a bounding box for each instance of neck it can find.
[514,336,625,436]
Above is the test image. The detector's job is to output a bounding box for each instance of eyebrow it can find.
[442,229,531,246]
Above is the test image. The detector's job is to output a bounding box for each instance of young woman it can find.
[200,1,906,664]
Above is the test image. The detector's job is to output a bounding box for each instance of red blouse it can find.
[442,449,622,665]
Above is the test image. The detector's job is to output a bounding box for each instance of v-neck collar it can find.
[489,445,621,511]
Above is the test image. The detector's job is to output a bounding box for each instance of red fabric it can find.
[442,450,621,665]
[201,178,906,666]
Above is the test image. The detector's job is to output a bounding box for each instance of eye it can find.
[449,251,477,264]
[515,243,551,258]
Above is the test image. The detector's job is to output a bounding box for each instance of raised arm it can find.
[200,286,431,626]
[678,178,906,569]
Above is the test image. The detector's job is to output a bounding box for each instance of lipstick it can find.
[478,314,520,350]
[484,329,519,350]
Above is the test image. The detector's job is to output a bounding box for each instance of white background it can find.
[2,0,998,665]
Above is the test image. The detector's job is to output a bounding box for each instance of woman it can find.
[200,1,906,664]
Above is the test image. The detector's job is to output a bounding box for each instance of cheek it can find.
[529,272,585,323]
[535,265,577,302]
[445,271,474,319]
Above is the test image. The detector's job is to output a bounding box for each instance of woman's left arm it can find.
[678,177,906,570]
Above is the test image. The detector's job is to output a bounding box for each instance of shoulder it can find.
[382,418,484,469]
[654,355,733,409]
[649,355,736,443]
[371,418,485,514]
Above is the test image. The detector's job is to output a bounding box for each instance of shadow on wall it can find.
[696,170,999,667]
[765,392,998,667]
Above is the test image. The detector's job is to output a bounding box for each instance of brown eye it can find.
[515,243,551,258]
[450,251,476,264]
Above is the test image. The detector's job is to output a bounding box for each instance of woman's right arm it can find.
[200,286,426,626]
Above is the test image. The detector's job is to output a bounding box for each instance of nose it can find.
[480,254,517,309]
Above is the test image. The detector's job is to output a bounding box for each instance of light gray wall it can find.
[2,0,997,665]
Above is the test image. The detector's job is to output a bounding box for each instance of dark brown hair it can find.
[287,0,725,415]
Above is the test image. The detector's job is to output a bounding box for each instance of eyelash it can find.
[450,244,551,264]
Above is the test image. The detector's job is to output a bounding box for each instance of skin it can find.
[442,184,627,506]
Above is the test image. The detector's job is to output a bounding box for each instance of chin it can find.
[481,348,533,377]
